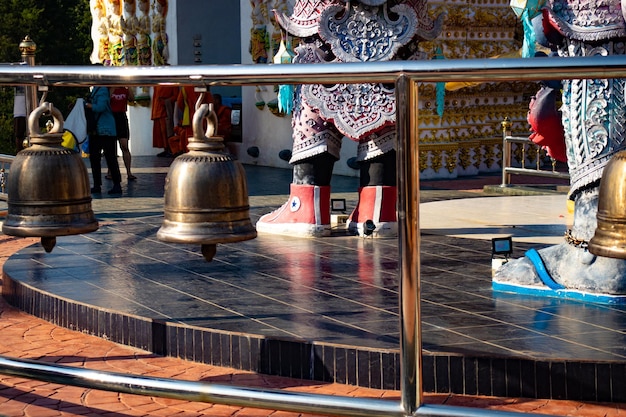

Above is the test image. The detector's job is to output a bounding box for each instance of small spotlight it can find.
[331,198,346,213]
[491,236,513,259]
[364,219,376,237]
[491,236,513,276]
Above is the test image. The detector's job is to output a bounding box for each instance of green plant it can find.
[0,0,92,155]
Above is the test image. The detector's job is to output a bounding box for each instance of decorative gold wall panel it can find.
[416,0,535,178]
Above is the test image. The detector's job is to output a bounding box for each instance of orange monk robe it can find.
[151,85,179,148]
[174,86,213,150]
[216,105,232,140]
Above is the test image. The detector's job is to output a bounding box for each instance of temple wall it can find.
[90,0,535,180]
[234,0,359,177]
[232,0,534,179]
[417,0,533,179]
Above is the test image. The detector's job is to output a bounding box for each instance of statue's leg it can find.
[495,187,626,294]
[495,36,626,295]
[256,154,335,237]
[255,88,342,237]
[348,127,398,238]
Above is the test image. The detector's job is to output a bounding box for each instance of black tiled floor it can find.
[3,156,626,400]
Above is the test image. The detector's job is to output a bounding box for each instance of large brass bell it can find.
[589,150,626,259]
[2,102,98,252]
[157,102,256,261]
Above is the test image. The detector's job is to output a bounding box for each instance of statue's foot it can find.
[348,185,397,238]
[495,242,626,295]
[255,184,331,238]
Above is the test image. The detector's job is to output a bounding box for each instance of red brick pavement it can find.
[0,234,624,416]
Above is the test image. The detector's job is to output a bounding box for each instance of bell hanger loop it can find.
[29,101,64,146]
[194,85,208,111]
[38,85,49,107]
[188,102,222,152]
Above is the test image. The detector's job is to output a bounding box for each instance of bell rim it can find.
[588,243,626,259]
[156,221,257,245]
[156,232,258,245]
[589,229,626,259]
[2,222,99,238]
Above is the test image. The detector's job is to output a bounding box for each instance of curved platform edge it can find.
[5,273,626,403]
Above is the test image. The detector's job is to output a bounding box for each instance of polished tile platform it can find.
[3,157,626,402]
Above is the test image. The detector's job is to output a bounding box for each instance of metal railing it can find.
[0,56,624,417]
[500,118,569,187]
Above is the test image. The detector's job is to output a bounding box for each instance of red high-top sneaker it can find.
[348,185,397,238]
[256,184,331,237]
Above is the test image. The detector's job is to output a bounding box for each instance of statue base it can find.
[493,279,626,305]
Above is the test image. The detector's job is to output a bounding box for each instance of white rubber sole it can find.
[256,220,331,238]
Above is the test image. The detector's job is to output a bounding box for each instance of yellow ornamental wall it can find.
[417,0,537,179]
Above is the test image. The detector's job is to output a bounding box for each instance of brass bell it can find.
[2,102,98,252]
[157,102,256,261]
[589,150,626,259]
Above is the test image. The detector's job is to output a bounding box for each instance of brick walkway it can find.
[0,235,623,416]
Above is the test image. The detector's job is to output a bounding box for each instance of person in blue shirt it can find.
[86,84,122,195]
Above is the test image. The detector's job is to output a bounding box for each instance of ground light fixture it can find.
[491,236,513,276]
[330,198,348,228]
[331,198,347,213]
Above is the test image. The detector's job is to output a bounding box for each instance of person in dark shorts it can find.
[110,86,136,180]
[13,86,26,153]
[86,84,122,195]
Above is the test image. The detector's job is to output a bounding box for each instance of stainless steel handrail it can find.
[0,56,619,416]
[0,355,532,417]
[0,55,625,86]
[0,356,404,417]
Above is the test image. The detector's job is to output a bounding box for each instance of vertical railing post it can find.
[19,36,37,143]
[500,117,512,187]
[396,75,422,415]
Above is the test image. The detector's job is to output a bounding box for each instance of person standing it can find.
[110,86,136,180]
[13,86,27,153]
[171,86,213,155]
[86,85,122,195]
[213,94,232,140]
[151,84,178,157]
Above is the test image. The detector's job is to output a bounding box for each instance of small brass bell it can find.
[157,103,256,261]
[2,102,98,252]
[589,150,626,259]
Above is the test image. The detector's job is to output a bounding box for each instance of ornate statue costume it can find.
[152,0,169,66]
[495,0,626,294]
[250,0,270,63]
[121,0,139,66]
[256,0,443,238]
[94,0,111,65]
[106,0,124,66]
[137,0,152,65]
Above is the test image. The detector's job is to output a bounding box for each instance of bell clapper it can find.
[41,237,56,253]
[201,244,217,262]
